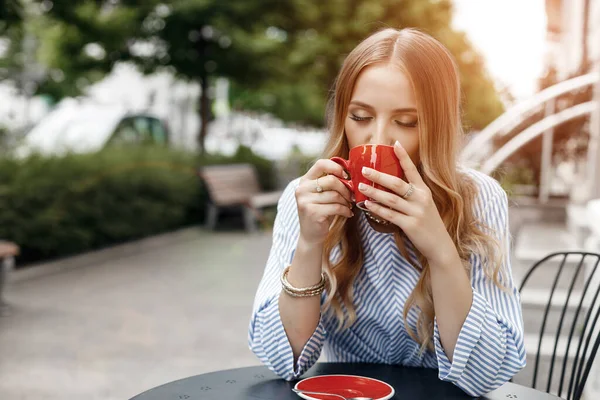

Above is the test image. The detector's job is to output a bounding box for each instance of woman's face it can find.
[344,63,420,164]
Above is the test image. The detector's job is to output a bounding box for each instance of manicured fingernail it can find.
[343,171,349,179]
[359,183,367,191]
[362,167,371,176]
[395,140,402,148]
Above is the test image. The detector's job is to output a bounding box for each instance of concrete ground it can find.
[0,228,270,400]
[3,215,598,399]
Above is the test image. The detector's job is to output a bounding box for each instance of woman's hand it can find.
[296,159,354,246]
[360,141,456,265]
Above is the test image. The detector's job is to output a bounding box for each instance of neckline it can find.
[359,212,396,235]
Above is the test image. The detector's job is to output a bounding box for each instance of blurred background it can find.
[0,0,599,399]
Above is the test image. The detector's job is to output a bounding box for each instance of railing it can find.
[460,72,600,203]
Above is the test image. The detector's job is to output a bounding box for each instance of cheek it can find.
[401,135,420,164]
[344,121,361,148]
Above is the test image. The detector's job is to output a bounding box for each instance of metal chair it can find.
[518,251,600,400]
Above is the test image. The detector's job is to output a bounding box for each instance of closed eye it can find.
[349,114,372,122]
[395,120,418,128]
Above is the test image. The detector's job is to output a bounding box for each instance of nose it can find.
[370,119,394,146]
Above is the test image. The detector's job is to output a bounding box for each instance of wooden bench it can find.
[0,240,19,312]
[198,164,283,232]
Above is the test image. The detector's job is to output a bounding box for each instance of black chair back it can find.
[519,251,600,400]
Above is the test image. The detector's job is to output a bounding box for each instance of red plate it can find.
[294,374,395,400]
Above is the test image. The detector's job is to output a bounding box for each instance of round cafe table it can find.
[129,363,561,400]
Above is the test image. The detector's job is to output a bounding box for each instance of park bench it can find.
[0,240,19,313]
[198,164,283,232]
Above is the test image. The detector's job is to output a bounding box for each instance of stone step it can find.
[511,222,590,291]
[521,288,589,337]
[512,333,583,398]
[513,255,589,292]
[508,201,566,242]
[513,223,583,265]
[524,333,580,360]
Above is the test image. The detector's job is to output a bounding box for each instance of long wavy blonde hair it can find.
[321,28,504,351]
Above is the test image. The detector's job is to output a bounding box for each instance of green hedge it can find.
[0,146,275,265]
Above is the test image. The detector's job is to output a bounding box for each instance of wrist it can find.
[288,236,325,287]
[428,236,461,271]
[297,235,325,254]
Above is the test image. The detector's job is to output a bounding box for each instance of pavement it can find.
[2,213,599,399]
[0,228,270,400]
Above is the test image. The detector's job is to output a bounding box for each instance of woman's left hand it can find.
[360,141,456,266]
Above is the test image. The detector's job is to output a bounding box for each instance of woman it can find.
[248,28,526,397]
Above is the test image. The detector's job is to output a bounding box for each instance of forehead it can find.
[350,63,416,109]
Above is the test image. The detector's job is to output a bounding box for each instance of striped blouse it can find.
[248,168,526,397]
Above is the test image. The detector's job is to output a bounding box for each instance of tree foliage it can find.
[0,0,22,34]
[13,0,504,148]
[229,0,504,130]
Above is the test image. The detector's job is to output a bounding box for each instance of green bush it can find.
[493,162,536,198]
[0,145,275,265]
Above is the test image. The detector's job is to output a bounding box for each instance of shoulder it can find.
[459,168,508,221]
[460,167,507,204]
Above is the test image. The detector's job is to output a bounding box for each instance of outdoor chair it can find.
[518,251,600,400]
[198,164,283,232]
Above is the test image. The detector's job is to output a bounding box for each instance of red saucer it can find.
[294,374,395,400]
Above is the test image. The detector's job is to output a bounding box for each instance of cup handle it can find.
[330,157,353,192]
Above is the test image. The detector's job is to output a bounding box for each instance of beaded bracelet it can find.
[280,266,326,297]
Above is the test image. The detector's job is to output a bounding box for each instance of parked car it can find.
[14,100,170,158]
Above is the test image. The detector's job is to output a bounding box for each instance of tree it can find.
[31,1,157,98]
[35,0,295,154]
[31,0,504,152]
[0,0,22,34]
[0,0,24,82]
[229,0,504,131]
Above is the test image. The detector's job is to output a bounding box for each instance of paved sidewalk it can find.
[0,228,271,400]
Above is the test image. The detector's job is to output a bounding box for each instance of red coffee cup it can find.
[331,144,403,210]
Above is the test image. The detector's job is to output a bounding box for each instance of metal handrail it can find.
[461,72,599,165]
[480,102,597,174]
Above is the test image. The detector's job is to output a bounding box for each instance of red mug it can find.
[331,144,403,210]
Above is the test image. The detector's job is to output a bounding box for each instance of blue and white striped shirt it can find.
[248,169,526,397]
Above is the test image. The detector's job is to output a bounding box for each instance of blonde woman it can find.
[248,28,526,397]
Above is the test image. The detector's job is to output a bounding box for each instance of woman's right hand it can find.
[295,159,354,246]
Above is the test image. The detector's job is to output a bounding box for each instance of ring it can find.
[315,177,324,193]
[402,183,415,199]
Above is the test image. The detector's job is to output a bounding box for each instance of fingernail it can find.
[395,140,402,148]
[359,183,367,191]
[362,167,371,176]
[365,200,372,207]
[343,171,349,179]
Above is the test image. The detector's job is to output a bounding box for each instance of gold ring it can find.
[402,183,415,199]
[315,177,324,193]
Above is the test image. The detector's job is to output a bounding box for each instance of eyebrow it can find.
[349,100,417,113]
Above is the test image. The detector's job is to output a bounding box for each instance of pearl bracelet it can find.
[280,266,326,297]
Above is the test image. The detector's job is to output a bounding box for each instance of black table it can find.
[130,363,561,400]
